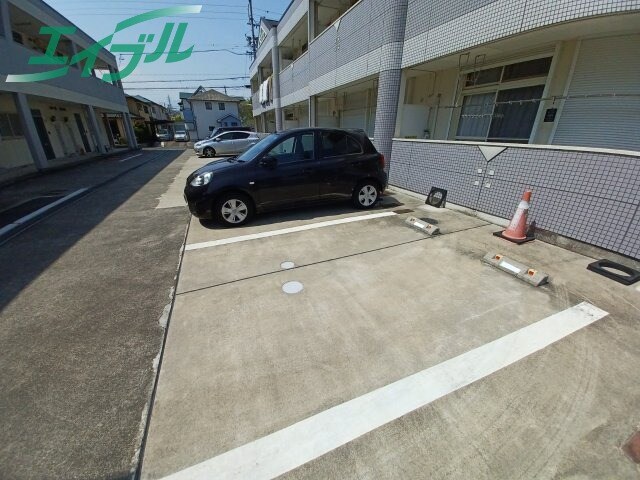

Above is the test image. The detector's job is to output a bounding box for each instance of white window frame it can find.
[455,59,552,143]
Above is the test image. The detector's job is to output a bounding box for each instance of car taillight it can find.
[379,154,385,170]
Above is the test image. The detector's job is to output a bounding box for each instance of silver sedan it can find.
[194,131,262,157]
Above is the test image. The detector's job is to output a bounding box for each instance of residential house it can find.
[0,0,137,182]
[122,94,172,141]
[182,88,243,140]
[178,89,201,140]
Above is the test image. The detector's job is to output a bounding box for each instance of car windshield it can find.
[235,134,279,162]
[176,131,186,135]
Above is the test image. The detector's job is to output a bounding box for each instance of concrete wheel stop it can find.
[482,252,549,287]
[405,216,440,236]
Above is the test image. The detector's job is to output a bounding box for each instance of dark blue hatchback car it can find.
[184,128,388,226]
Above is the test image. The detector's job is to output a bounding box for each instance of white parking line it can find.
[160,302,608,480]
[0,189,89,239]
[185,211,398,251]
[119,153,143,162]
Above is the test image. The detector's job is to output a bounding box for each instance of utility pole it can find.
[246,0,258,60]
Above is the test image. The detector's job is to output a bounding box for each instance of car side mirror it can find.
[260,156,278,168]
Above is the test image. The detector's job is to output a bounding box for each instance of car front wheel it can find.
[214,193,254,227]
[353,181,380,209]
[203,147,215,158]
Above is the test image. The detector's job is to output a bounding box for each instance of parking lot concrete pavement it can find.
[140,180,640,479]
[156,155,212,209]
[0,149,192,479]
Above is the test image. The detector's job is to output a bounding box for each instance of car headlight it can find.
[190,172,213,187]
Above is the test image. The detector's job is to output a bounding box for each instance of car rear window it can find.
[321,131,362,157]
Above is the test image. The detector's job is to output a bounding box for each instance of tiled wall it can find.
[281,52,310,107]
[389,139,640,259]
[369,0,408,160]
[307,0,410,96]
[402,0,640,68]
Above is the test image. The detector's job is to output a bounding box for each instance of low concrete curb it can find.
[0,152,159,246]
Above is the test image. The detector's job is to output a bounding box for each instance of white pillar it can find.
[85,105,106,154]
[308,96,316,127]
[14,93,48,170]
[270,29,283,131]
[123,113,138,149]
[308,0,316,42]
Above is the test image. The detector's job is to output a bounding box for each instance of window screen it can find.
[218,103,225,110]
[456,93,495,139]
[205,102,212,110]
[487,85,544,142]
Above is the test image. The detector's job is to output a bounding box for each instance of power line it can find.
[126,71,249,74]
[55,0,280,12]
[124,85,249,90]
[115,48,249,56]
[123,77,248,83]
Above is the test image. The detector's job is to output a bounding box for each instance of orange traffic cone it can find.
[494,190,535,244]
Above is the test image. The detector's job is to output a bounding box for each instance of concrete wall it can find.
[0,38,127,112]
[389,139,640,259]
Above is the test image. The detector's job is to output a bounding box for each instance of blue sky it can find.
[45,0,291,106]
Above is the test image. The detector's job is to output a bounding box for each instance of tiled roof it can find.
[189,89,242,102]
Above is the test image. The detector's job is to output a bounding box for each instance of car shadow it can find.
[198,192,406,231]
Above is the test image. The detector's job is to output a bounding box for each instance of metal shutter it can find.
[552,34,640,151]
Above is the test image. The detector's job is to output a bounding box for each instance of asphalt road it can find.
[0,149,191,479]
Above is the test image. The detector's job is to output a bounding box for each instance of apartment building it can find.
[250,0,640,259]
[0,0,137,182]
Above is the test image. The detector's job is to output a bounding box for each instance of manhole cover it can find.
[281,261,295,270]
[623,431,640,464]
[282,281,303,294]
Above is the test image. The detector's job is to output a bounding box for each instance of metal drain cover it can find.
[280,261,295,270]
[282,281,303,294]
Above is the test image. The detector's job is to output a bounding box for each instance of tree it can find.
[239,99,254,127]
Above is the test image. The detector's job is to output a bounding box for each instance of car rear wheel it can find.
[214,193,254,227]
[203,147,215,158]
[353,181,380,209]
